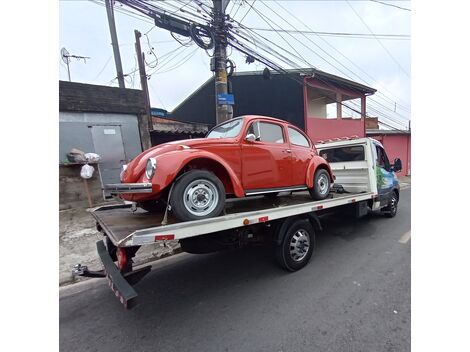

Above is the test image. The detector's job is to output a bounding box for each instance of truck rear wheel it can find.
[170,170,226,221]
[275,218,315,271]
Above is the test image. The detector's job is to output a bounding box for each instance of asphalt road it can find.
[60,188,410,352]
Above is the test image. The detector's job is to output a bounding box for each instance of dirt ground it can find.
[59,206,180,286]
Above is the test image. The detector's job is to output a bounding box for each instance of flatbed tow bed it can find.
[75,191,375,309]
[92,191,374,248]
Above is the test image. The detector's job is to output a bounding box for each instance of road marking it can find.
[399,231,411,244]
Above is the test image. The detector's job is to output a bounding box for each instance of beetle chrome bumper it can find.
[104,183,153,194]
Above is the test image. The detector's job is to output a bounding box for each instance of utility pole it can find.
[105,0,126,88]
[135,30,152,150]
[213,0,232,124]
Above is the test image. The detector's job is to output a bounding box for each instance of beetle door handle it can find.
[284,149,292,153]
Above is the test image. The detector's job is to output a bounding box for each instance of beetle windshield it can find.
[207,118,243,138]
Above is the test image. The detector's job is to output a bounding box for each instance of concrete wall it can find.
[306,117,365,144]
[59,112,142,164]
[59,163,104,210]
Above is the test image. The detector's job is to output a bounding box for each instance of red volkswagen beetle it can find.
[106,115,334,221]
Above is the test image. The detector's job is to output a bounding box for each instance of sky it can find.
[59,0,411,129]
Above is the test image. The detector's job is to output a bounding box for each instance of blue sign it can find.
[217,93,235,105]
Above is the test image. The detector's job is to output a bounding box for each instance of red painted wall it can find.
[371,134,411,176]
[306,117,365,143]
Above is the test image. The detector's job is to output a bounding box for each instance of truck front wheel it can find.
[275,218,315,271]
[384,192,398,218]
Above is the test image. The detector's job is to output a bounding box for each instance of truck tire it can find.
[308,168,330,200]
[384,191,398,218]
[275,218,315,271]
[170,170,226,221]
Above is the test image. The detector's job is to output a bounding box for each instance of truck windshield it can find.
[207,118,243,138]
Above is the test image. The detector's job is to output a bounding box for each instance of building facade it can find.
[59,81,146,207]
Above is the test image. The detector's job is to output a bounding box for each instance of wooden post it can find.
[83,178,93,208]
[134,30,152,150]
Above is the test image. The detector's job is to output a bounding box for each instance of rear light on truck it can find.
[116,247,127,271]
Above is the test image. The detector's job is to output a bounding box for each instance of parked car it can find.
[105,115,334,221]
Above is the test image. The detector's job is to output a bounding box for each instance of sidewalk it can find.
[59,206,180,286]
[398,175,411,189]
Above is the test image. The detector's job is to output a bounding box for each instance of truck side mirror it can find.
[245,133,256,142]
[392,158,402,172]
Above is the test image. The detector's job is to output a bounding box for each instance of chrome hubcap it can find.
[183,179,219,216]
[391,197,397,213]
[317,174,329,195]
[289,229,310,262]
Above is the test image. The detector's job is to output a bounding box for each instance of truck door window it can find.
[376,145,391,171]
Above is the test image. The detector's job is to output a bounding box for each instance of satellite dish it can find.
[61,47,70,64]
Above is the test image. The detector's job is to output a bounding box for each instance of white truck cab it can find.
[315,137,402,214]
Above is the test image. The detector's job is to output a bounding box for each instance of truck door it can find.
[374,144,397,206]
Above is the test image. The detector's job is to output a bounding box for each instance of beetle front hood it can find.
[122,138,232,182]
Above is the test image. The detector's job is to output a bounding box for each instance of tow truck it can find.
[73,137,402,309]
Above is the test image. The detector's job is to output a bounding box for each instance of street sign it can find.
[217,93,235,105]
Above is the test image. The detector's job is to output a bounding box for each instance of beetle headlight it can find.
[145,158,157,180]
[120,164,128,182]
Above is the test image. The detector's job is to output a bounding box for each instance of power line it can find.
[229,19,407,130]
[238,0,256,24]
[270,0,410,113]
[247,1,410,123]
[245,28,410,40]
[152,47,198,75]
[228,35,403,130]
[369,0,411,11]
[346,0,410,78]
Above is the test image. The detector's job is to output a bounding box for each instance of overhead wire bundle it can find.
[91,0,410,130]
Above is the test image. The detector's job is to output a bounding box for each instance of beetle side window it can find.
[247,121,284,143]
[259,122,285,143]
[246,121,260,140]
[288,127,310,147]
